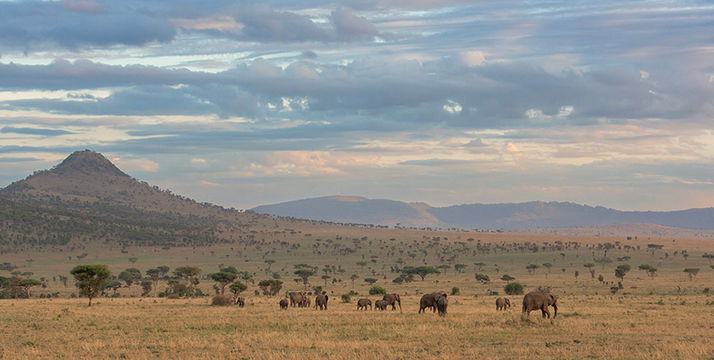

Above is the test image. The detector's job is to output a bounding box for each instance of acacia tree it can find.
[403,266,439,281]
[118,268,142,288]
[210,272,237,294]
[18,279,41,297]
[294,269,315,289]
[350,274,359,289]
[584,263,596,278]
[174,266,202,297]
[683,268,700,280]
[500,274,515,283]
[614,264,631,283]
[229,281,247,296]
[146,268,162,297]
[70,265,111,306]
[542,263,553,278]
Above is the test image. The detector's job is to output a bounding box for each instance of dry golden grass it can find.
[1,294,713,360]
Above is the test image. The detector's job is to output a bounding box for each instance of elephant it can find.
[419,291,447,314]
[436,293,448,317]
[495,297,511,311]
[301,297,311,308]
[234,296,245,308]
[357,298,372,310]
[382,293,402,311]
[289,292,305,307]
[522,291,558,320]
[374,299,387,311]
[315,292,328,310]
[279,299,288,310]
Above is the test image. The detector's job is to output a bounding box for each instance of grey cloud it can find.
[0,1,175,51]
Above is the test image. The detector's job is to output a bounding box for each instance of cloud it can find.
[0,127,74,136]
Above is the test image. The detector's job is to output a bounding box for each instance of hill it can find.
[0,150,267,250]
[253,196,714,231]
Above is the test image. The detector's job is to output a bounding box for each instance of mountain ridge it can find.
[253,195,714,231]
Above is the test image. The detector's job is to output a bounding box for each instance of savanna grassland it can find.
[2,225,714,359]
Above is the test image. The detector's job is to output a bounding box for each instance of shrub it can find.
[451,287,460,295]
[504,282,524,295]
[211,295,232,306]
[369,286,387,295]
[341,294,351,303]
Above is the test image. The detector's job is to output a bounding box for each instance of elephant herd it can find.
[276,290,557,320]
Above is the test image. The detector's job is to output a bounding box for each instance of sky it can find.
[1,0,714,210]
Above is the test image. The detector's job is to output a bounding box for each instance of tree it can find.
[128,257,138,265]
[118,268,142,288]
[157,266,170,278]
[294,269,315,289]
[350,274,359,289]
[219,266,239,275]
[174,266,202,297]
[140,279,153,297]
[474,273,490,284]
[647,267,657,278]
[257,279,283,296]
[614,264,631,283]
[264,259,276,272]
[146,268,162,297]
[211,272,238,294]
[504,282,524,295]
[526,264,540,274]
[542,263,553,278]
[102,279,122,296]
[703,253,714,264]
[500,274,515,283]
[594,257,613,270]
[474,262,486,271]
[454,264,467,273]
[583,263,596,278]
[403,266,440,281]
[597,274,604,283]
[683,268,700,280]
[18,278,41,297]
[229,281,247,296]
[364,278,378,285]
[70,265,111,306]
[574,270,579,280]
[321,275,331,287]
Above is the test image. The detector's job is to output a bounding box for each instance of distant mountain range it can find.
[253,196,714,231]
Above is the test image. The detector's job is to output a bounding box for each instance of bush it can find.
[369,286,387,295]
[341,294,351,303]
[504,282,524,295]
[211,295,232,306]
[451,287,460,295]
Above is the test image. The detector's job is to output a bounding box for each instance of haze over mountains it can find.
[253,196,714,231]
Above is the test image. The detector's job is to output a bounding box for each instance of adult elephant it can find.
[419,291,447,314]
[495,297,510,311]
[522,291,558,320]
[315,292,329,310]
[357,298,372,310]
[436,293,448,317]
[234,296,245,308]
[289,292,304,307]
[382,293,402,312]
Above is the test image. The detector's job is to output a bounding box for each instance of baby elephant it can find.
[234,296,245,308]
[357,298,372,310]
[374,299,387,311]
[279,299,288,310]
[436,293,448,317]
[495,297,511,311]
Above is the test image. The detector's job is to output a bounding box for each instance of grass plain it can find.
[1,226,714,359]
